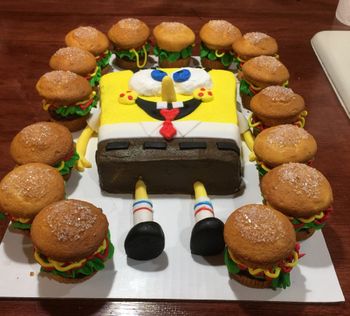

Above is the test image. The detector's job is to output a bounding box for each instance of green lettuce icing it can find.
[89,66,102,87]
[224,247,291,289]
[115,42,150,61]
[240,79,254,97]
[55,94,98,118]
[41,234,114,280]
[291,218,325,232]
[0,213,5,220]
[12,221,31,230]
[200,43,234,67]
[97,50,112,69]
[54,150,80,176]
[153,45,193,62]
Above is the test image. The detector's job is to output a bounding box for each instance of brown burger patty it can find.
[10,122,73,166]
[242,55,289,88]
[224,204,296,269]
[261,162,333,218]
[36,70,92,105]
[0,163,65,219]
[65,26,110,56]
[108,18,150,50]
[31,199,108,262]
[49,47,97,76]
[253,124,317,167]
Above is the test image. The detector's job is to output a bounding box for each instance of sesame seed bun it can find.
[31,199,108,262]
[261,163,333,218]
[10,122,73,166]
[253,124,317,168]
[49,47,97,77]
[224,204,296,269]
[65,26,109,56]
[199,20,242,50]
[242,55,289,88]
[36,70,92,105]
[108,18,150,50]
[0,163,65,219]
[232,32,278,60]
[153,22,195,52]
[250,86,305,127]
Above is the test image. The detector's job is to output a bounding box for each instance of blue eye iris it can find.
[172,69,191,82]
[151,69,167,82]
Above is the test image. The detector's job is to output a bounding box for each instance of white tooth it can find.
[172,101,184,108]
[156,101,168,109]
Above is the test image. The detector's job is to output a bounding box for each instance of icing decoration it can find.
[129,69,162,96]
[133,179,154,225]
[115,42,150,63]
[224,244,303,289]
[200,42,234,67]
[76,125,94,171]
[232,55,246,70]
[161,76,177,102]
[193,87,214,102]
[172,69,191,82]
[193,181,214,222]
[130,45,148,68]
[159,108,180,139]
[96,50,112,69]
[290,206,332,232]
[87,66,102,87]
[172,68,212,96]
[10,215,33,230]
[151,69,168,82]
[35,233,114,279]
[54,149,80,176]
[54,91,98,118]
[118,90,138,105]
[153,44,193,62]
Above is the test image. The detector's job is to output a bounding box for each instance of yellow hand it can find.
[76,125,94,172]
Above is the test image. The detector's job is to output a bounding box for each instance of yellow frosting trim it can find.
[283,80,289,87]
[15,217,31,224]
[130,45,148,68]
[88,66,99,78]
[248,113,261,128]
[56,161,65,171]
[237,56,246,63]
[257,161,271,172]
[215,50,225,58]
[296,211,325,224]
[34,239,107,272]
[42,91,96,111]
[95,50,109,60]
[229,249,299,279]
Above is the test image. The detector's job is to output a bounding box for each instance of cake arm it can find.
[76,125,94,171]
[237,111,256,161]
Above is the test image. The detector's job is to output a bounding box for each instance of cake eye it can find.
[172,69,191,82]
[129,69,162,96]
[151,69,168,82]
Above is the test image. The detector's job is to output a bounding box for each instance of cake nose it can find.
[161,76,177,102]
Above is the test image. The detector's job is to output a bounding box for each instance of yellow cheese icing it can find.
[34,239,107,272]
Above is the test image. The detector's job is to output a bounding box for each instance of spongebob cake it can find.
[95,68,242,194]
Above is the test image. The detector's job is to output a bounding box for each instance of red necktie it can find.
[159,108,180,140]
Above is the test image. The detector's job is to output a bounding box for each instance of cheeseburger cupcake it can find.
[240,55,289,109]
[10,122,79,180]
[253,124,317,176]
[31,199,114,283]
[108,18,151,70]
[0,163,65,231]
[65,26,111,70]
[224,204,302,289]
[153,22,195,68]
[199,20,242,69]
[261,163,333,241]
[249,86,307,135]
[36,70,97,132]
[233,32,278,71]
[49,47,100,87]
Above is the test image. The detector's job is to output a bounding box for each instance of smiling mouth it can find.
[135,97,202,121]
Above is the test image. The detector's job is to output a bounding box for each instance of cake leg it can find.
[124,179,165,260]
[190,181,225,256]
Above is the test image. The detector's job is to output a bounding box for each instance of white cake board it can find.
[0,59,344,302]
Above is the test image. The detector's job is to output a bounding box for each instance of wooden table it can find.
[0,0,349,314]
